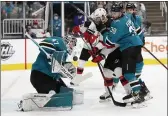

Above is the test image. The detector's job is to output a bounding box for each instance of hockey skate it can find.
[123,90,146,108]
[141,82,153,101]
[131,91,147,108]
[123,83,153,103]
[99,86,113,102]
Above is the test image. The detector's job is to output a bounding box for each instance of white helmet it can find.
[63,35,77,55]
[90,8,107,24]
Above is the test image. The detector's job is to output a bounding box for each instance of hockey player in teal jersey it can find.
[125,3,145,43]
[17,34,85,111]
[31,35,77,94]
[102,3,146,105]
[124,2,151,100]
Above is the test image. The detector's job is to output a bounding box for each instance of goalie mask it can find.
[63,35,77,55]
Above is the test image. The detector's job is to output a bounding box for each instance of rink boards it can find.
[1,36,167,71]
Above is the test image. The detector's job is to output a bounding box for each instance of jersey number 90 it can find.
[129,25,136,36]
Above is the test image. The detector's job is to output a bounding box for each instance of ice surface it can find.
[1,65,167,116]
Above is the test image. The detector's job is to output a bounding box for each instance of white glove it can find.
[63,62,76,78]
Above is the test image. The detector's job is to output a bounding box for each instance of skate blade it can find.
[132,102,147,109]
[99,98,111,103]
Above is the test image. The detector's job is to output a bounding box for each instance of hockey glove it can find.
[84,20,92,28]
[88,47,99,57]
[72,26,81,34]
[98,17,112,35]
[92,54,105,63]
[83,30,99,44]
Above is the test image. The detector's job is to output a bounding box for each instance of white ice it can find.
[1,65,167,116]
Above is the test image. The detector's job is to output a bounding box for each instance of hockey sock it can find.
[124,73,141,92]
[77,67,84,74]
[136,62,144,84]
[104,77,113,86]
[119,76,129,86]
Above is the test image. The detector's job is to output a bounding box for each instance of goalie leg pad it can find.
[59,86,84,105]
[18,87,84,111]
[44,92,73,108]
[73,89,84,105]
[19,91,73,112]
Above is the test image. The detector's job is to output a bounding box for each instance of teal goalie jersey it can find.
[32,36,68,80]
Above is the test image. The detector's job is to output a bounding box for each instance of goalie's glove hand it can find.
[88,47,99,57]
[72,26,81,34]
[92,53,105,63]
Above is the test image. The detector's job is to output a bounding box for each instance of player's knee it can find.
[114,67,122,77]
[124,73,136,82]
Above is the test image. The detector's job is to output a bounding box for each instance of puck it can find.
[73,56,78,61]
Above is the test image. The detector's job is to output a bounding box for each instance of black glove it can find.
[97,17,112,35]
[84,20,92,28]
[142,37,145,46]
[143,21,152,29]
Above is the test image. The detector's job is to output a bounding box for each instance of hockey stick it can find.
[138,28,167,70]
[89,42,127,107]
[143,46,168,70]
[25,32,92,80]
[69,2,95,23]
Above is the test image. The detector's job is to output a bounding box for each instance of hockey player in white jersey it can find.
[71,8,109,85]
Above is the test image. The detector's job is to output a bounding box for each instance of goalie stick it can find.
[25,32,92,81]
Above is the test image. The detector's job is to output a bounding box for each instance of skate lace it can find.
[132,92,141,101]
